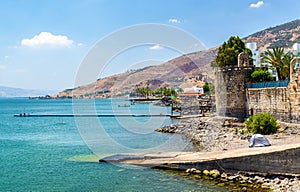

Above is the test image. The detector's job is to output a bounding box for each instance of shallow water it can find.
[0,98,227,191]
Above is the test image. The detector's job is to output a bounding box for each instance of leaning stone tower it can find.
[214,52,253,120]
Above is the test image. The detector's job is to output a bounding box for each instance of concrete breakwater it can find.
[100,144,300,176]
[155,116,300,175]
[100,116,300,191]
[100,144,300,191]
[154,115,300,191]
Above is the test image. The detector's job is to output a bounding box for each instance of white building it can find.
[292,43,300,57]
[183,86,204,94]
[246,42,279,80]
[292,43,300,71]
[245,42,300,80]
[293,43,300,51]
[246,42,260,67]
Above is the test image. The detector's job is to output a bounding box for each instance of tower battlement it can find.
[214,66,254,119]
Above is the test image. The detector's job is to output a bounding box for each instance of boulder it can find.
[209,169,220,178]
[203,170,210,176]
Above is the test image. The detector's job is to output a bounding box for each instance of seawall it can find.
[163,144,300,176]
[102,143,300,176]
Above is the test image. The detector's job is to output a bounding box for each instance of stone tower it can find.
[215,66,253,119]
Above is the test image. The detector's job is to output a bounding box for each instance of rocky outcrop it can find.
[156,116,248,151]
[156,115,300,151]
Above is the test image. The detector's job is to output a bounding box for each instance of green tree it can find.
[137,86,177,98]
[245,113,279,135]
[250,68,273,82]
[260,47,294,80]
[163,87,177,97]
[135,87,152,98]
[135,88,142,97]
[203,82,215,94]
[176,87,184,94]
[143,86,152,98]
[281,52,294,79]
[214,36,253,67]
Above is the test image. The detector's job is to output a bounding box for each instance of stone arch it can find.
[238,52,249,67]
[290,57,300,77]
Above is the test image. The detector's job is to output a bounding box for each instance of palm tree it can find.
[281,52,295,79]
[144,86,152,99]
[163,88,177,97]
[261,47,294,80]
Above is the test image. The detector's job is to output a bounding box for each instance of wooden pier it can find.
[14,114,173,118]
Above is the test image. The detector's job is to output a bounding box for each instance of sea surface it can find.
[0,98,227,192]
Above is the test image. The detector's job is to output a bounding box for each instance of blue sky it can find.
[0,0,299,90]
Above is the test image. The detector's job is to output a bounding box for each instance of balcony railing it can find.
[246,79,290,89]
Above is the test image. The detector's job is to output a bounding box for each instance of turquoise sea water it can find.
[0,98,226,192]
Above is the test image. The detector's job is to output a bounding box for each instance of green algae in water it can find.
[67,154,110,162]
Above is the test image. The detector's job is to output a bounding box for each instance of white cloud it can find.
[250,1,264,8]
[21,32,73,47]
[4,56,9,59]
[168,18,181,23]
[149,44,163,50]
[77,43,84,47]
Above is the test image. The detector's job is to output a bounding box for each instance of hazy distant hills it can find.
[54,19,300,98]
[0,86,56,98]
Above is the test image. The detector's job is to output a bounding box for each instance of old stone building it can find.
[215,66,253,119]
[215,55,300,123]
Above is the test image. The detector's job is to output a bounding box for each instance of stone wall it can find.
[214,64,300,123]
[179,96,202,115]
[215,67,253,119]
[246,87,290,122]
[172,146,300,175]
[246,69,300,123]
[178,96,215,116]
[287,68,300,123]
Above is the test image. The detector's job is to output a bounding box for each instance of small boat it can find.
[118,104,130,107]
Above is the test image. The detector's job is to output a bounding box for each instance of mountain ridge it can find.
[54,19,300,98]
[244,19,300,49]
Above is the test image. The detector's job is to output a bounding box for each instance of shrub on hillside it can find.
[245,113,279,134]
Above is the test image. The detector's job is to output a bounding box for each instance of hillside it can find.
[54,19,300,98]
[54,48,217,98]
[244,19,300,50]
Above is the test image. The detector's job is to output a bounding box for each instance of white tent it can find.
[249,134,271,148]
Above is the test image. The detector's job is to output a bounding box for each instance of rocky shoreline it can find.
[183,167,299,192]
[156,116,300,191]
[157,116,249,152]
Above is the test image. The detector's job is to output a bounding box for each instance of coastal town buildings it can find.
[183,86,204,95]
